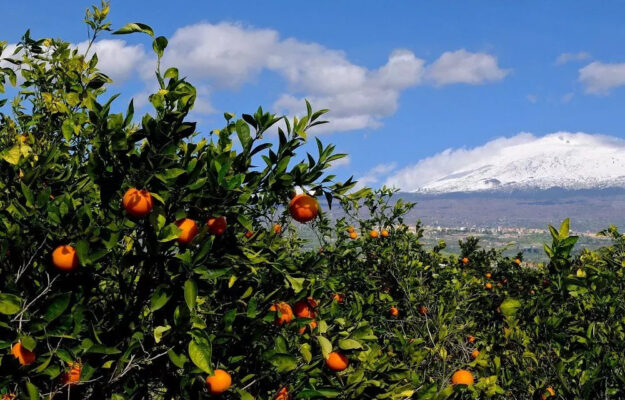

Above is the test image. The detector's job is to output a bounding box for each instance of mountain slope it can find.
[411,132,625,193]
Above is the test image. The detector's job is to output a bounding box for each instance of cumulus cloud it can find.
[579,61,625,94]
[75,39,147,84]
[426,49,510,86]
[555,51,590,65]
[385,132,625,192]
[2,23,509,132]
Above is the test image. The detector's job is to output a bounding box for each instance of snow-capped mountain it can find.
[407,132,625,193]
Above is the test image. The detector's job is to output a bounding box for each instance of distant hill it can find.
[396,188,625,232]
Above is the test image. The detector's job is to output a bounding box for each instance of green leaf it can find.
[43,292,71,322]
[300,343,312,363]
[168,349,187,368]
[499,298,521,317]
[21,182,34,207]
[317,336,332,359]
[236,389,255,400]
[559,218,570,239]
[85,344,121,354]
[0,293,21,315]
[113,22,154,36]
[338,338,363,350]
[237,214,253,232]
[75,239,91,265]
[25,382,39,400]
[150,286,171,312]
[296,389,340,398]
[1,145,21,165]
[285,274,305,294]
[188,339,212,374]
[154,325,171,344]
[20,336,36,351]
[159,223,182,242]
[267,353,297,372]
[152,36,168,57]
[184,279,198,311]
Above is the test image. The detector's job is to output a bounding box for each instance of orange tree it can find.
[3,3,625,400]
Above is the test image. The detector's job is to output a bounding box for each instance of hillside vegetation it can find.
[1,4,624,399]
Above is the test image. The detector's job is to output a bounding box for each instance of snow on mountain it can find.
[386,132,625,193]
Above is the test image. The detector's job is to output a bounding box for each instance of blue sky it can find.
[3,1,625,190]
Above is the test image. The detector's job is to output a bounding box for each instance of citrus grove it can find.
[1,4,625,399]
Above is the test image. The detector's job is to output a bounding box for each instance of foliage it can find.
[1,4,625,399]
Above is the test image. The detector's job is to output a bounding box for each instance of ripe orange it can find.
[51,245,79,271]
[349,232,358,239]
[347,226,355,233]
[462,257,469,265]
[541,387,555,400]
[63,361,82,385]
[325,352,349,371]
[369,230,379,238]
[530,289,536,295]
[270,302,293,325]
[451,369,474,386]
[467,335,475,343]
[381,229,389,237]
[294,298,317,318]
[175,218,198,244]
[418,305,428,316]
[514,258,521,265]
[471,349,479,359]
[273,224,282,234]
[288,194,319,223]
[205,369,232,395]
[485,282,493,290]
[332,293,345,303]
[485,272,492,279]
[245,230,254,239]
[122,188,153,218]
[389,306,399,317]
[2,394,16,400]
[11,342,35,365]
[273,387,292,400]
[207,216,227,235]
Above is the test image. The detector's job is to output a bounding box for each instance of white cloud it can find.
[561,92,574,103]
[328,155,351,170]
[426,49,510,86]
[579,61,625,94]
[385,132,625,192]
[75,39,147,84]
[353,162,397,191]
[555,51,590,65]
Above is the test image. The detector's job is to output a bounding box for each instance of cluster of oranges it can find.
[43,188,322,395]
[346,225,390,239]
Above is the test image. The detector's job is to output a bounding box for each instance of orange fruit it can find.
[389,306,399,317]
[2,394,16,400]
[288,194,319,223]
[294,298,317,318]
[325,352,348,371]
[467,335,475,343]
[485,272,492,279]
[270,302,293,325]
[51,245,79,271]
[462,257,469,265]
[245,230,254,239]
[381,229,389,237]
[349,232,358,239]
[11,342,35,365]
[332,293,345,303]
[122,188,153,218]
[471,349,479,359]
[451,369,474,386]
[485,283,493,290]
[418,305,428,316]
[369,230,379,238]
[514,258,521,265]
[205,369,232,395]
[63,361,82,385]
[175,218,198,244]
[530,289,536,295]
[207,216,227,235]
[541,387,555,400]
[273,387,292,400]
[347,226,355,233]
[273,224,282,234]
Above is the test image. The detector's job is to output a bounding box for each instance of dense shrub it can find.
[1,4,624,399]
